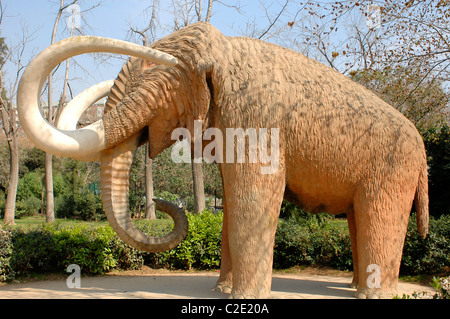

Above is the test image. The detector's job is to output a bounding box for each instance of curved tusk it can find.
[56,80,114,162]
[57,80,114,131]
[17,36,178,162]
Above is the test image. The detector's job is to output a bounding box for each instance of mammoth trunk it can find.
[100,134,188,253]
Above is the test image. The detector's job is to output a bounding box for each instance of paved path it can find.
[0,271,435,299]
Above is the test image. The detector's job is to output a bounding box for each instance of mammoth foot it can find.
[228,288,271,299]
[228,294,257,299]
[349,278,358,289]
[355,287,395,299]
[212,283,232,294]
[355,291,380,299]
[212,282,270,299]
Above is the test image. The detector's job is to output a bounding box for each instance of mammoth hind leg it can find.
[347,210,359,289]
[352,187,413,299]
[213,190,233,294]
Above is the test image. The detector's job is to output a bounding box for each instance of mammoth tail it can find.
[414,164,429,239]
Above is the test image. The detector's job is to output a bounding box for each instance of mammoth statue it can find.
[17,22,428,299]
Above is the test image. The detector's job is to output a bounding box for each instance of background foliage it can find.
[0,0,449,285]
[1,211,449,283]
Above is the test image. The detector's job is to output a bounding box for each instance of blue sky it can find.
[1,1,369,103]
[2,0,286,101]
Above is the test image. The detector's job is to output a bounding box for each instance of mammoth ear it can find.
[187,60,224,135]
[198,60,224,108]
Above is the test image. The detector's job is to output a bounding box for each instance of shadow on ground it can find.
[0,271,434,299]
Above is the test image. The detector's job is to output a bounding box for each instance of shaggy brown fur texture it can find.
[102,22,428,299]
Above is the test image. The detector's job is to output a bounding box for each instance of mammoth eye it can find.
[143,60,156,70]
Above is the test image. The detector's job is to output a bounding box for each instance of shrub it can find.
[51,225,115,275]
[430,276,450,299]
[2,211,449,283]
[422,124,450,217]
[273,218,353,270]
[56,191,104,221]
[0,226,14,281]
[145,210,223,270]
[15,197,42,219]
[401,214,450,275]
[2,223,144,281]
[109,234,144,271]
[10,227,59,275]
[16,171,43,202]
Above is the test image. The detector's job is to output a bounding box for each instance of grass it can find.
[4,214,348,231]
[328,218,348,232]
[2,215,175,237]
[1,215,109,229]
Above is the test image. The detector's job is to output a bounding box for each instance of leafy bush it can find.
[0,226,14,281]
[51,225,116,275]
[430,276,450,299]
[15,197,42,219]
[2,211,449,283]
[273,218,310,268]
[10,227,59,274]
[56,191,104,221]
[273,218,352,270]
[145,210,223,270]
[401,214,450,275]
[17,172,43,202]
[275,214,450,274]
[422,124,450,217]
[2,223,143,281]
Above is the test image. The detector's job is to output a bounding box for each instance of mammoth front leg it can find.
[221,163,286,299]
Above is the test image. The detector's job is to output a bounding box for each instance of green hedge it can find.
[1,224,143,280]
[273,218,352,270]
[401,214,450,275]
[1,213,449,282]
[145,210,223,270]
[0,226,13,281]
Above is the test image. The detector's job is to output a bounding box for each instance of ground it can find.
[0,266,436,299]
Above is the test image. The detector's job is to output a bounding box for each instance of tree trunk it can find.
[45,73,55,222]
[43,0,68,223]
[145,142,156,220]
[45,153,55,223]
[3,137,19,225]
[191,161,205,214]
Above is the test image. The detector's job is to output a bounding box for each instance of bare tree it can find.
[0,3,34,224]
[171,0,223,30]
[44,0,103,222]
[0,68,19,225]
[44,0,80,223]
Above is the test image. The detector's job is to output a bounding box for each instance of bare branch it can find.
[258,0,290,40]
[205,0,213,23]
[129,0,159,46]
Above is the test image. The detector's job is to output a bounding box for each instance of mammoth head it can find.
[16,34,197,253]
